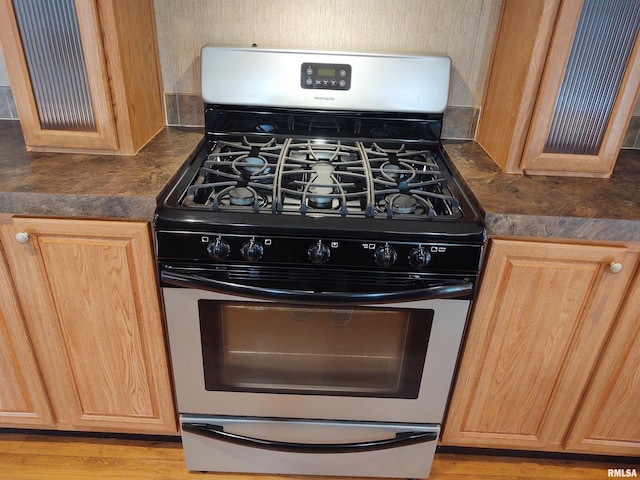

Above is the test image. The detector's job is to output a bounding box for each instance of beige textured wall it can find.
[153,0,502,107]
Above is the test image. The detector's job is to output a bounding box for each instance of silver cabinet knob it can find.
[15,232,30,244]
[609,262,623,274]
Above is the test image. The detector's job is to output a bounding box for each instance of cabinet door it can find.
[442,238,636,452]
[565,260,640,456]
[0,0,119,152]
[0,218,176,434]
[520,0,640,177]
[0,241,54,427]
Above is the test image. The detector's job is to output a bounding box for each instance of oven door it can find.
[162,287,468,424]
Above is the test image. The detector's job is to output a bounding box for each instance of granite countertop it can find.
[2,119,639,242]
[445,141,640,243]
[0,121,203,221]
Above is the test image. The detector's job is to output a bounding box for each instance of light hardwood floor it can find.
[0,432,636,479]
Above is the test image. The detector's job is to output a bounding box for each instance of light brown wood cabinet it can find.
[477,0,640,178]
[0,241,54,428]
[0,0,163,155]
[0,216,177,434]
[442,237,640,456]
[565,263,640,455]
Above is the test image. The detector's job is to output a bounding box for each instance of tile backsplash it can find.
[622,115,640,149]
[0,86,17,119]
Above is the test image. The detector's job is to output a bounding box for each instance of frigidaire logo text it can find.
[314,96,335,101]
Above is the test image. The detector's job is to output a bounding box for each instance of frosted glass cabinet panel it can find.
[12,0,97,132]
[543,0,640,156]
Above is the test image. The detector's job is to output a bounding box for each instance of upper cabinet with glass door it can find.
[0,0,164,155]
[477,0,640,178]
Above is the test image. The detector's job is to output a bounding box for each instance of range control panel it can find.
[301,63,351,90]
[156,232,482,274]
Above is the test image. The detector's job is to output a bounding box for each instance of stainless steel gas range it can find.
[154,46,486,478]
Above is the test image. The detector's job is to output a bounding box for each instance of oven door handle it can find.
[161,270,473,303]
[182,422,437,454]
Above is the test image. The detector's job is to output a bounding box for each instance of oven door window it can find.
[198,302,433,398]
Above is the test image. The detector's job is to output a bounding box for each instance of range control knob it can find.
[241,238,264,262]
[308,240,331,264]
[207,237,230,261]
[374,243,397,267]
[408,246,432,269]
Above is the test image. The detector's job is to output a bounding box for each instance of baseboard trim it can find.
[0,427,181,444]
[436,444,638,466]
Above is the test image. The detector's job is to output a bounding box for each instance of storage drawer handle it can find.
[182,422,437,454]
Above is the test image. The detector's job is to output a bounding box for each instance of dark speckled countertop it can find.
[0,121,203,221]
[1,119,639,242]
[444,141,640,243]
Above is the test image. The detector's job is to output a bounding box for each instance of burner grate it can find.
[181,137,462,220]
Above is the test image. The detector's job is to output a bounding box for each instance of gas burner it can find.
[380,163,402,181]
[385,194,418,214]
[377,193,433,219]
[210,185,268,212]
[380,162,416,183]
[228,186,255,206]
[235,155,268,175]
[307,198,333,209]
[307,162,336,209]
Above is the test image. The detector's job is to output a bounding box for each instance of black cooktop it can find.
[155,105,485,245]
